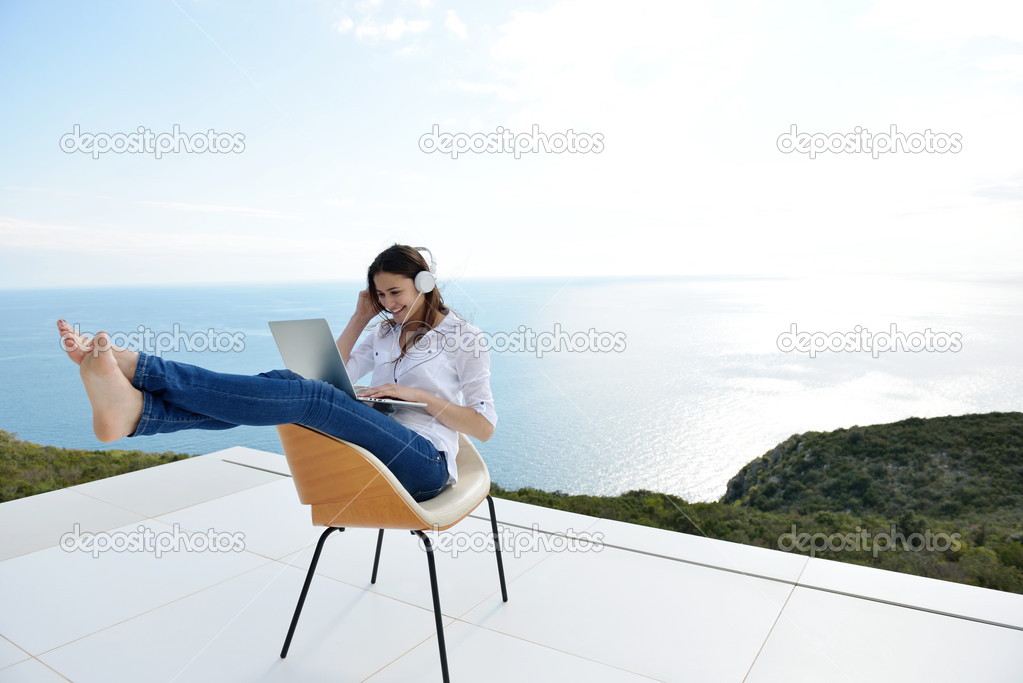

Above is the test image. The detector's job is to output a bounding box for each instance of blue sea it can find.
[2,275,1021,502]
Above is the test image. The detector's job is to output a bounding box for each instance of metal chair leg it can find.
[281,526,342,658]
[370,529,385,583]
[486,495,509,602]
[414,530,450,683]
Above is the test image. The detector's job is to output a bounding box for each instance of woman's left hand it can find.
[357,383,429,404]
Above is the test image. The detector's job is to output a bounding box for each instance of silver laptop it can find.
[268,318,427,408]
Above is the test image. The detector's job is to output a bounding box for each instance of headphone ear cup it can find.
[414,270,436,294]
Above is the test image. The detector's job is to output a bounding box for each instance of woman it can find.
[57,244,497,502]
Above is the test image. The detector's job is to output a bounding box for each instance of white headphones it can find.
[412,246,437,293]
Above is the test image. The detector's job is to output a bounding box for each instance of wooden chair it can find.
[276,423,508,682]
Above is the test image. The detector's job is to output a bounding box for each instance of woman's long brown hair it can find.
[367,244,450,359]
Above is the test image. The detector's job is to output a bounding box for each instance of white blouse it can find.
[344,311,498,484]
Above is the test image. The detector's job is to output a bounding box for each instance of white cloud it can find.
[452,79,517,101]
[859,0,1023,42]
[355,17,429,42]
[981,54,1023,74]
[335,1,435,46]
[323,198,357,208]
[136,200,302,220]
[485,0,750,128]
[445,10,467,40]
[395,42,425,57]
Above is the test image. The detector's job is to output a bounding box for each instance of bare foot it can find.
[79,331,144,443]
[57,318,93,365]
[58,319,139,383]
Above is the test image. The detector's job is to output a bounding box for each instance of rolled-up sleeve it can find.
[344,330,375,383]
[454,328,498,427]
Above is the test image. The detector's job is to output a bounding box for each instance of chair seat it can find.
[276,424,492,530]
[417,441,491,526]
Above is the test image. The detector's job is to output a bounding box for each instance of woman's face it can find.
[373,271,424,325]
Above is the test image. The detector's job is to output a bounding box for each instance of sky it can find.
[1,0,1021,288]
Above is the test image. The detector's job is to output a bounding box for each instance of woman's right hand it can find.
[353,288,376,323]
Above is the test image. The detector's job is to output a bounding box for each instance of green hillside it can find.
[0,429,189,502]
[721,412,1023,518]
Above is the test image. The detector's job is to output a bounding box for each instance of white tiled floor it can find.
[0,488,145,562]
[212,445,292,477]
[2,446,1022,682]
[155,478,321,561]
[0,658,66,682]
[364,620,660,682]
[745,586,1023,683]
[458,542,794,682]
[70,453,283,517]
[0,637,30,671]
[798,555,1023,629]
[0,518,269,654]
[36,562,444,683]
[587,517,809,583]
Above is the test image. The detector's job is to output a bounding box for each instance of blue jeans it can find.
[128,353,449,502]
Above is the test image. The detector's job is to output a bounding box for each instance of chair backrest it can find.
[276,424,490,530]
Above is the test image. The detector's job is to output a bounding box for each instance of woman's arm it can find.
[356,384,495,442]
[336,289,376,363]
[417,389,495,442]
